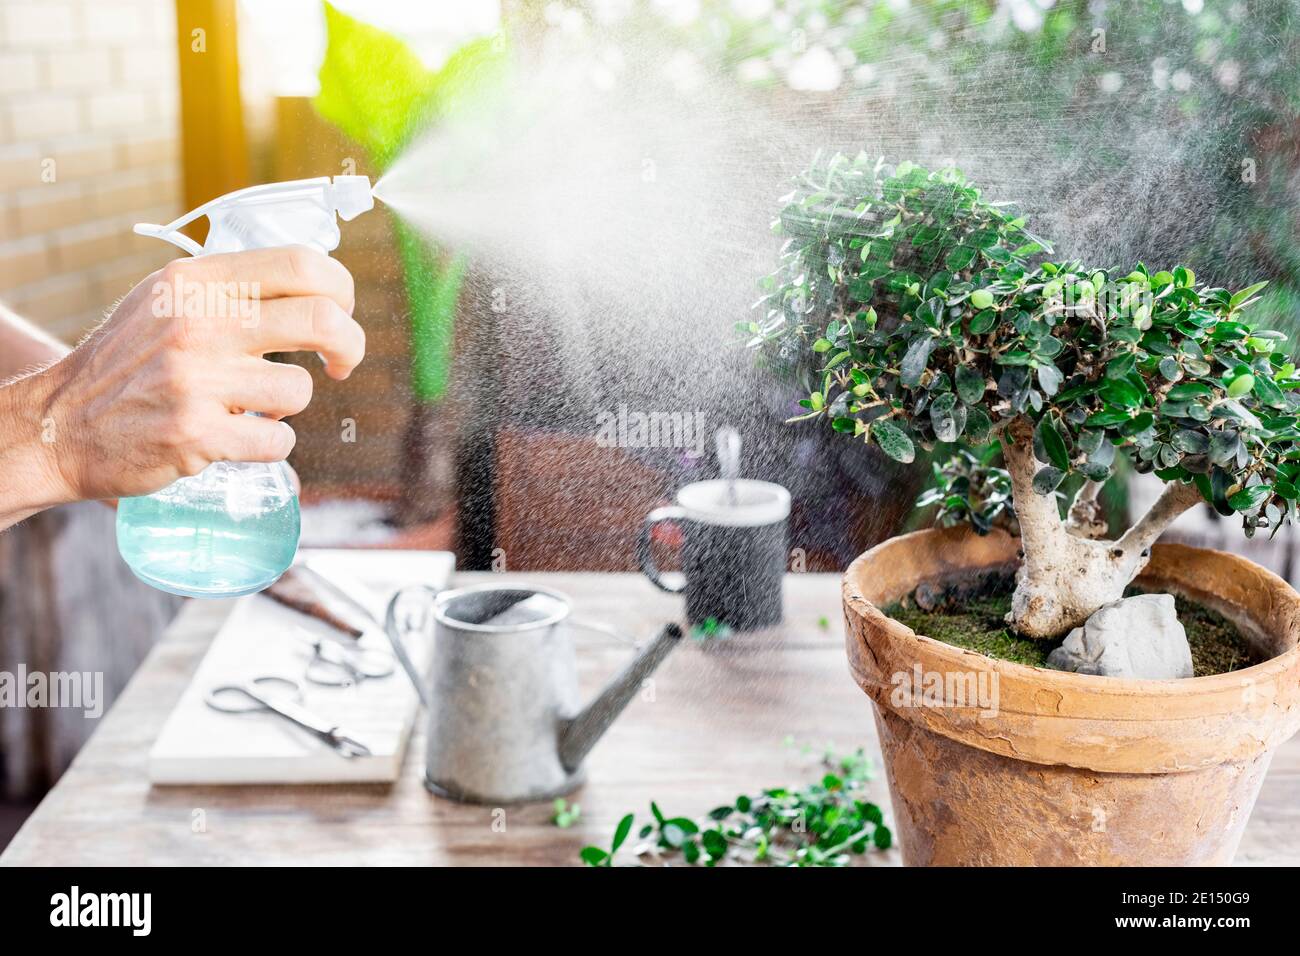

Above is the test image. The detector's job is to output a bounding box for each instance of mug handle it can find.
[637,505,687,594]
[383,584,440,709]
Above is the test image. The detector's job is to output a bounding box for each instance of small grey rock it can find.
[1046,593,1193,680]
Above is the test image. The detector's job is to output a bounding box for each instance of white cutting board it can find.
[148,549,454,785]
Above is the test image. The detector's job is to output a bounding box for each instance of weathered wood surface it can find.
[2,572,1298,866]
[0,503,182,800]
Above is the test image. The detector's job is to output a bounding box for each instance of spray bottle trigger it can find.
[134,222,204,257]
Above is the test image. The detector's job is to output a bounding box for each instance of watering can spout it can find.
[559,624,682,772]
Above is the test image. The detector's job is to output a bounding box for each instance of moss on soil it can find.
[884,588,1258,677]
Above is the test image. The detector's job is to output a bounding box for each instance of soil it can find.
[884,577,1259,677]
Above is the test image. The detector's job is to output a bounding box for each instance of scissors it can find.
[205,676,372,758]
[296,633,395,687]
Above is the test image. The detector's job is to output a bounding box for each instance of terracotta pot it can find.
[842,526,1300,866]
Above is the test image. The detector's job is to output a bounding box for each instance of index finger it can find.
[192,245,355,314]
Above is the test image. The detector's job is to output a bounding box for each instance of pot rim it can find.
[842,527,1300,773]
[843,527,1300,697]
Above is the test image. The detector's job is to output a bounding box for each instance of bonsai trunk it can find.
[1002,417,1203,639]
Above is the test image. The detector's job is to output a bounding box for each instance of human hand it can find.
[8,246,362,507]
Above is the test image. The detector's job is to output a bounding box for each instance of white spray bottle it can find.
[117,176,374,598]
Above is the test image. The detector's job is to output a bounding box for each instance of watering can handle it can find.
[637,505,687,594]
[383,584,440,709]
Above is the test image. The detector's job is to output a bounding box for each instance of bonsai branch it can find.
[1001,417,1202,639]
[1115,479,1202,558]
[1001,418,1066,574]
[1065,480,1108,540]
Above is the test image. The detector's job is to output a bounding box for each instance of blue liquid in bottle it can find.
[116,462,299,598]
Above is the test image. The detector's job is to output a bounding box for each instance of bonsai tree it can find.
[748,154,1298,639]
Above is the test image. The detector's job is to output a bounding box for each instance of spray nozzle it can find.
[328,175,375,221]
[135,175,376,257]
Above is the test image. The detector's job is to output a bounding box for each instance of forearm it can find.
[0,368,72,530]
[1,302,70,380]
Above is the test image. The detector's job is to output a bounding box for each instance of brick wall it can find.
[0,0,182,342]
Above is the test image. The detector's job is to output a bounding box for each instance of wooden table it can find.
[3,573,1298,866]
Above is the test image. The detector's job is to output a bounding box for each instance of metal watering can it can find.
[384,583,681,804]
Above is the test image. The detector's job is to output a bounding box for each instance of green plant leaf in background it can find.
[314,2,438,168]
[394,217,464,401]
[314,2,510,402]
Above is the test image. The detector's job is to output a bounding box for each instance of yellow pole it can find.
[173,0,249,243]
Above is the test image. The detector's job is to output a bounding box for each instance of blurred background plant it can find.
[311,3,509,528]
[570,0,1300,326]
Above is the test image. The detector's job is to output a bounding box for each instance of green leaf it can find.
[1167,382,1213,401]
[1088,437,1116,467]
[611,813,634,854]
[1218,399,1261,429]
[1033,465,1066,494]
[1119,412,1155,437]
[872,419,915,463]
[665,816,699,836]
[1253,374,1286,408]
[1080,460,1112,482]
[1211,468,1235,516]
[1228,484,1272,513]
[1106,353,1137,380]
[580,847,608,866]
[1036,363,1063,397]
[945,245,976,271]
[1099,378,1144,409]
[968,309,998,334]
[873,825,893,850]
[314,3,438,166]
[315,8,509,403]
[1077,429,1102,454]
[1226,373,1255,398]
[900,336,936,386]
[1208,430,1241,466]
[1036,416,1070,470]
[1172,430,1209,454]
[661,823,687,848]
[394,218,464,401]
[955,365,986,404]
[682,838,701,864]
[1229,281,1268,310]
[701,829,728,858]
[965,406,992,443]
[930,392,964,442]
[1085,409,1131,427]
